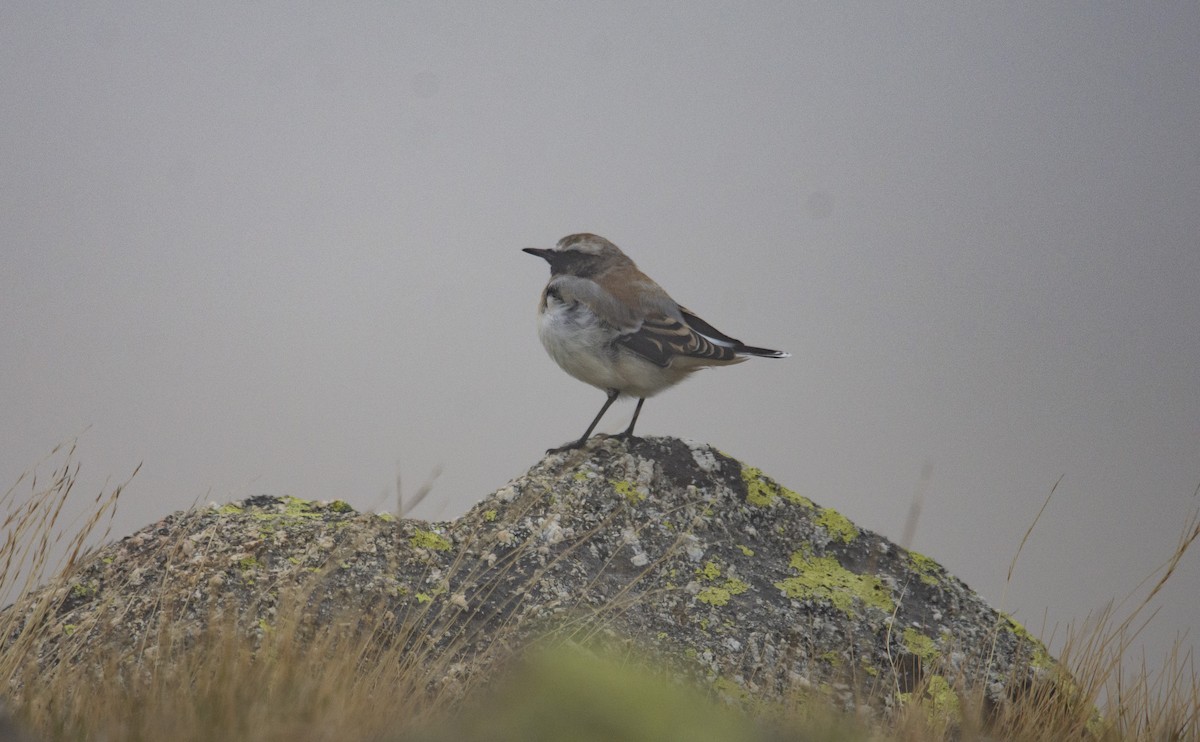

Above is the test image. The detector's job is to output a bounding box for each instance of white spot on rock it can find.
[537,514,571,544]
[689,443,719,472]
[635,459,655,488]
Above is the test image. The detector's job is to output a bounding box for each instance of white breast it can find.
[536,294,693,398]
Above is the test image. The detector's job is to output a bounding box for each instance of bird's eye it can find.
[546,285,563,302]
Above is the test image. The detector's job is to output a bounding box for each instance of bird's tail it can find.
[737,344,790,359]
[679,307,790,360]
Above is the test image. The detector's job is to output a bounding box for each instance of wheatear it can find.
[524,233,788,453]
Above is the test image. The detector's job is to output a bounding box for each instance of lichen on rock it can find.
[1,436,1056,721]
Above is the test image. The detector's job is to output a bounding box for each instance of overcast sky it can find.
[3,3,1197,673]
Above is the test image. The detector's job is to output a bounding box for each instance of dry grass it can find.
[0,444,1196,741]
[881,480,1199,742]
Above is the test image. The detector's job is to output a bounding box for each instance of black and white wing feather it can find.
[617,306,786,367]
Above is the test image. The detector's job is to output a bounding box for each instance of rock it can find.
[2,436,1051,717]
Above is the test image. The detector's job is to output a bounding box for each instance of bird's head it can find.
[523,233,634,278]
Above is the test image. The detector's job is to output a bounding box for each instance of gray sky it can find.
[3,3,1197,671]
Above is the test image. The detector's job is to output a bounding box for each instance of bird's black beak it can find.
[522,247,554,262]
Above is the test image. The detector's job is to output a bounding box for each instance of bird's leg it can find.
[611,397,646,441]
[548,389,620,453]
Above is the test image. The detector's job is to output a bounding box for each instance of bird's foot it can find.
[594,431,638,445]
[546,431,637,455]
[546,438,589,455]
[607,431,638,442]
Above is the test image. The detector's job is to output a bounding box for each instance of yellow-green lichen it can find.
[928,675,960,719]
[696,586,731,605]
[818,650,844,667]
[63,624,76,636]
[232,496,339,524]
[71,581,98,598]
[903,627,939,663]
[275,496,322,518]
[815,508,858,543]
[375,511,395,521]
[899,674,961,727]
[780,489,811,507]
[238,556,259,571]
[908,551,941,586]
[483,509,497,522]
[415,592,432,604]
[775,550,893,615]
[610,479,645,503]
[736,544,755,557]
[572,470,589,481]
[696,578,750,607]
[741,466,813,508]
[410,528,453,551]
[698,560,722,581]
[1002,614,1055,669]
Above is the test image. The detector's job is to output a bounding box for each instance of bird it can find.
[523,233,788,453]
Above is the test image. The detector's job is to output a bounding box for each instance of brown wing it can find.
[616,313,741,367]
